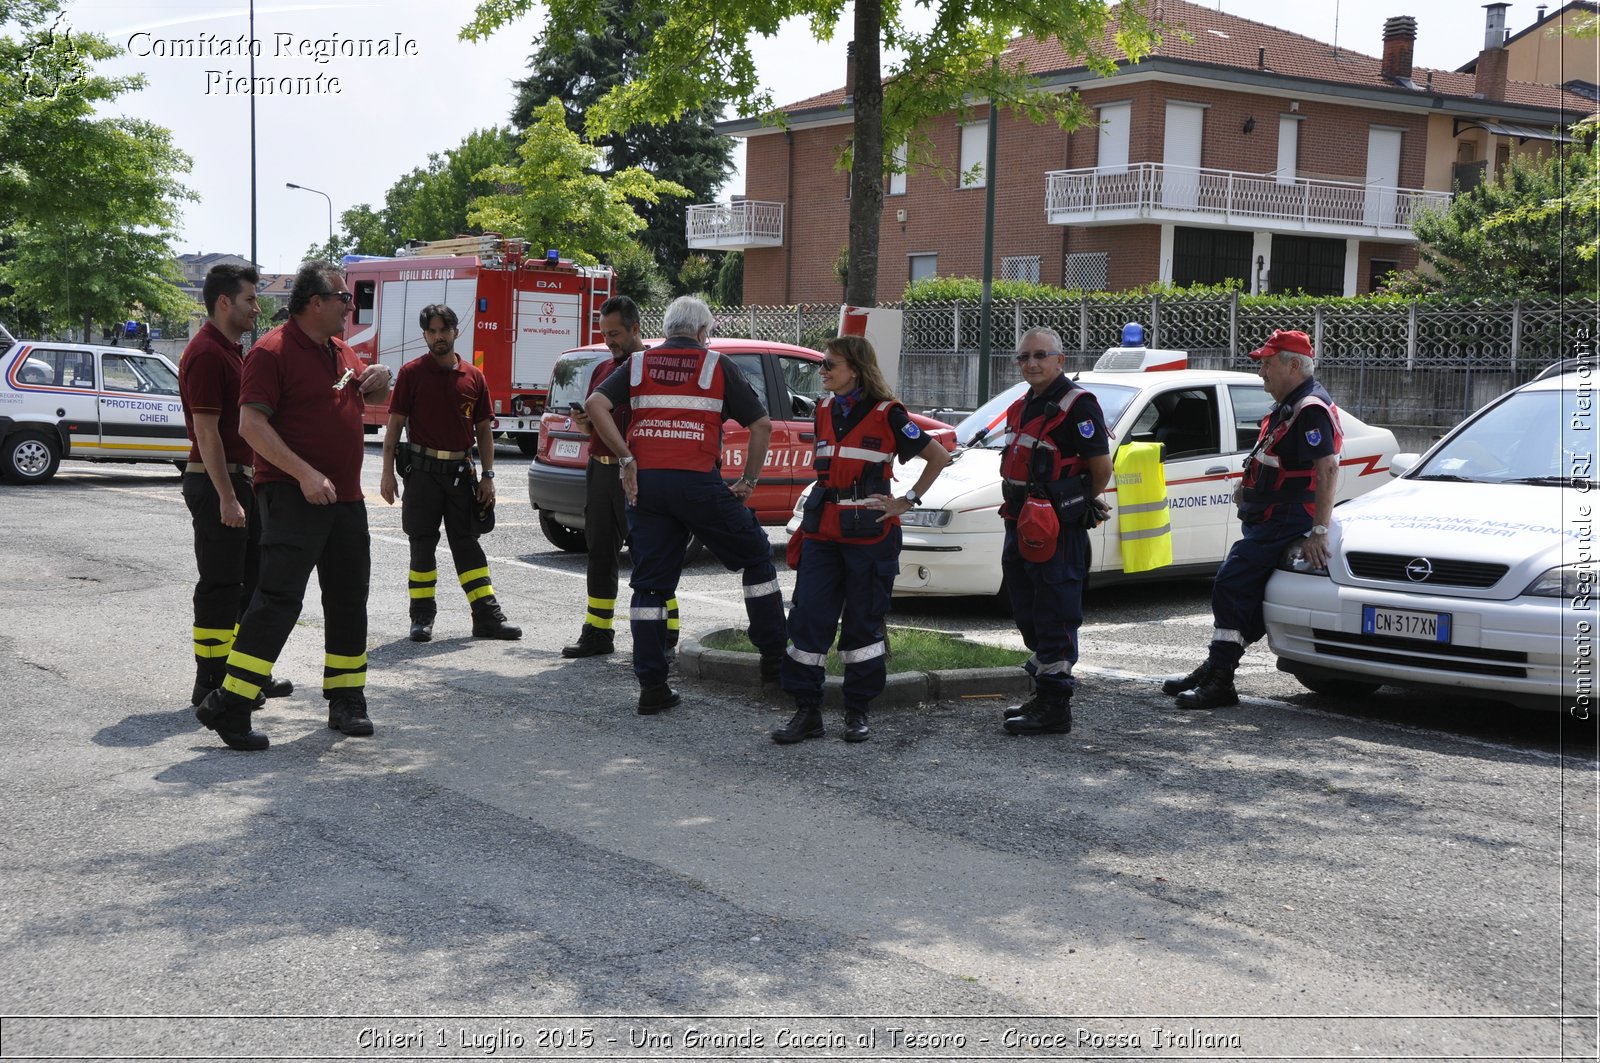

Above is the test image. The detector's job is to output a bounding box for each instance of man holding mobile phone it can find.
[561,295,679,658]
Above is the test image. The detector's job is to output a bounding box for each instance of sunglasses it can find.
[319,290,354,305]
[1015,349,1058,363]
[821,359,846,371]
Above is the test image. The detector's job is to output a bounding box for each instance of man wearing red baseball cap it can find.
[1162,329,1342,710]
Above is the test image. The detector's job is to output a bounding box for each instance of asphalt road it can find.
[0,446,1595,1062]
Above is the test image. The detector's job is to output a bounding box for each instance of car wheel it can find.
[1295,674,1383,698]
[3,430,61,484]
[538,509,588,553]
[515,434,538,456]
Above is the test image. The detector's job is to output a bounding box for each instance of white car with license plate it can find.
[787,349,1400,596]
[1264,362,1595,712]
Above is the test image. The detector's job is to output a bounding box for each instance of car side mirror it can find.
[791,393,816,418]
[1388,453,1419,477]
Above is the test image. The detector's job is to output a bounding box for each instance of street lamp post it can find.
[285,182,334,262]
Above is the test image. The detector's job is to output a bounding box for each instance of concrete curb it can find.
[679,632,1032,710]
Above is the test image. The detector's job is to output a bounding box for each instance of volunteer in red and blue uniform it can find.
[194,261,392,751]
[771,336,951,745]
[999,326,1112,737]
[1164,329,1341,710]
[585,295,786,715]
[378,303,520,643]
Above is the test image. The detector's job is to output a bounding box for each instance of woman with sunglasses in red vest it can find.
[773,336,951,744]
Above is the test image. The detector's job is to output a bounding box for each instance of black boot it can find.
[638,683,680,715]
[842,708,870,743]
[472,601,522,640]
[409,612,435,643]
[194,690,269,751]
[562,624,614,658]
[262,676,293,699]
[1174,669,1239,710]
[190,663,225,707]
[1003,696,1072,736]
[1004,693,1041,721]
[772,705,823,744]
[327,693,375,736]
[1162,662,1213,696]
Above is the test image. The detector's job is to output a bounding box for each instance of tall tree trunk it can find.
[844,0,882,307]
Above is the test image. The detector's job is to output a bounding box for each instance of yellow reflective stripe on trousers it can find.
[325,651,366,670]
[222,674,263,700]
[1114,441,1173,574]
[458,567,490,586]
[225,649,274,678]
[465,585,495,603]
[324,672,367,689]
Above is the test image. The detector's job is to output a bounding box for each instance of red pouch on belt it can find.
[786,528,805,570]
[1017,496,1060,563]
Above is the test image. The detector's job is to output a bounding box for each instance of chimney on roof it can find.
[1536,4,1548,23]
[1381,16,1417,81]
[1483,3,1510,50]
[844,40,856,104]
[1475,3,1510,101]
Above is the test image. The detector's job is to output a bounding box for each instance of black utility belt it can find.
[408,453,472,476]
[817,485,887,503]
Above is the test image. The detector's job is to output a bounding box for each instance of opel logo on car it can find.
[1405,558,1434,582]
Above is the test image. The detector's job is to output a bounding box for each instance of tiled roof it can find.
[778,0,1598,119]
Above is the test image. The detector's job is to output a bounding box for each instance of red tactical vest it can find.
[810,397,902,544]
[625,345,726,472]
[998,387,1092,522]
[1239,382,1344,522]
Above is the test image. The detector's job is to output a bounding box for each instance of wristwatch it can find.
[619,455,635,468]
[903,488,922,507]
[739,473,759,487]
[1307,524,1328,537]
[482,469,495,480]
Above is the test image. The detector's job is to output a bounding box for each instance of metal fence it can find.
[676,294,1599,453]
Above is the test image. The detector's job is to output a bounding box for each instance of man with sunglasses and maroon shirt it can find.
[194,261,392,752]
[999,326,1112,737]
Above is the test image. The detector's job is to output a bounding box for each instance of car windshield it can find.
[1413,387,1599,486]
[548,352,610,409]
[955,379,1139,448]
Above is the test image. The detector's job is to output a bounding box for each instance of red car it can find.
[526,338,955,551]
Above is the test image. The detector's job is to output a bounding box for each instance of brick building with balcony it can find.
[693,0,1597,304]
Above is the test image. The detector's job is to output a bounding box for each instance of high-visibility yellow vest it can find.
[1114,442,1173,573]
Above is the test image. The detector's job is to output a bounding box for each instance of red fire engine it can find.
[342,235,613,452]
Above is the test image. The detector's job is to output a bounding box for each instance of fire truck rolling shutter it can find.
[375,278,479,372]
[511,288,583,390]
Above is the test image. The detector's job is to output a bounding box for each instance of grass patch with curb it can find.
[701,626,1029,676]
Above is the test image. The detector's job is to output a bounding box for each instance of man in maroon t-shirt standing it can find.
[178,263,294,709]
[194,261,392,752]
[379,304,519,643]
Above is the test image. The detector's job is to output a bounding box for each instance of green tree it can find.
[0,3,194,335]
[1386,146,1598,300]
[714,250,743,305]
[468,98,690,267]
[464,0,1156,305]
[511,0,733,282]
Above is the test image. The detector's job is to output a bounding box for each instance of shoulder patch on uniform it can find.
[1078,419,1097,438]
[902,421,921,439]
[1305,428,1322,446]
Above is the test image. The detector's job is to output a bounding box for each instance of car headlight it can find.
[900,508,953,528]
[1524,564,1597,598]
[1277,536,1329,575]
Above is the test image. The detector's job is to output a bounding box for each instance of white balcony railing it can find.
[686,200,785,250]
[1044,163,1451,238]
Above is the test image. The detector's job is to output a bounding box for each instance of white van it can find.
[0,334,189,483]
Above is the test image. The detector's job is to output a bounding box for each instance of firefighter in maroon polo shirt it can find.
[379,304,520,643]
[178,263,293,709]
[194,261,392,751]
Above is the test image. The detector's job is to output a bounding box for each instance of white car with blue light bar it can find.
[788,343,1400,596]
[1263,360,1595,712]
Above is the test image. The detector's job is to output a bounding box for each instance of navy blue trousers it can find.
[1001,523,1090,700]
[1206,516,1310,669]
[780,530,901,710]
[627,469,785,687]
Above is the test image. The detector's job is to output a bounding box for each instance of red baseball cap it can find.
[1248,329,1314,360]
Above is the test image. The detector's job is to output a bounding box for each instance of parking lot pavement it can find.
[0,452,1595,1060]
